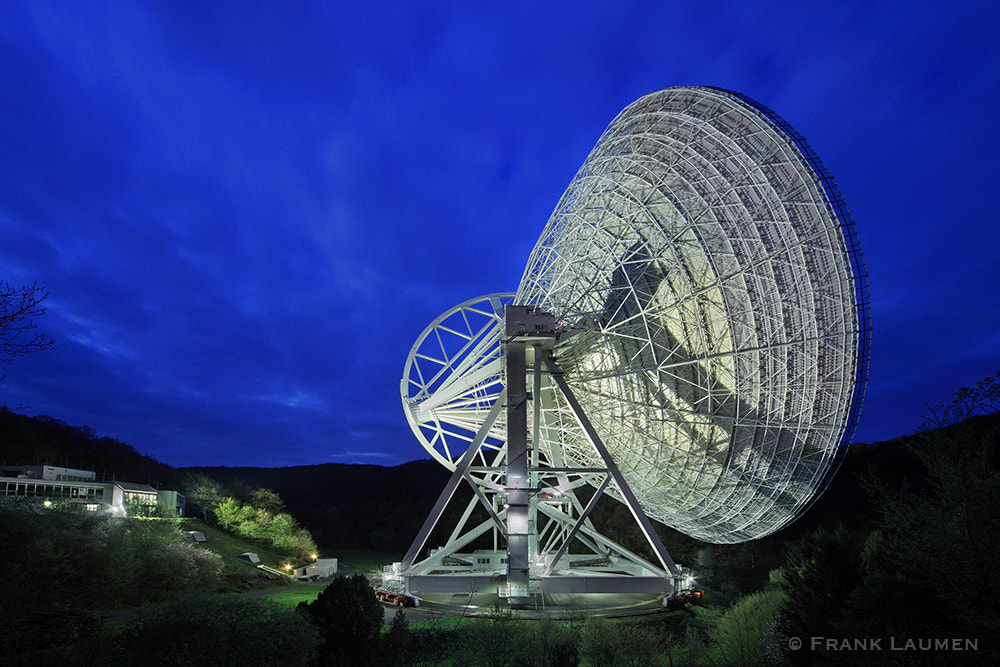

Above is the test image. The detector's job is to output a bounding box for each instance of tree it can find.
[710,588,786,666]
[213,496,253,531]
[0,281,55,381]
[249,487,286,514]
[380,608,412,667]
[856,418,1000,652]
[920,369,1000,429]
[800,375,1000,661]
[779,524,864,663]
[181,471,224,521]
[297,574,383,665]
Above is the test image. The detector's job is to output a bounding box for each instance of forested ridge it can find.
[0,406,451,554]
[183,461,452,553]
[0,406,178,487]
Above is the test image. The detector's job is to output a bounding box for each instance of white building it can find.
[0,465,184,516]
[294,558,338,580]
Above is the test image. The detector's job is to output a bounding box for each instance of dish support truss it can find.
[515,86,871,543]
[392,86,870,600]
[391,303,682,604]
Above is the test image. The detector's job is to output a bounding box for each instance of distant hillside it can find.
[4,402,998,565]
[803,410,1000,534]
[186,412,1000,576]
[183,461,453,553]
[0,406,451,554]
[0,406,178,487]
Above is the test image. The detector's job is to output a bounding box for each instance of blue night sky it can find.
[2,1,998,468]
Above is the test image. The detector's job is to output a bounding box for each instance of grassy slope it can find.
[180,518,295,574]
[154,522,401,607]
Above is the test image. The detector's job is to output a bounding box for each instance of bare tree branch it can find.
[919,370,1000,430]
[1,281,56,367]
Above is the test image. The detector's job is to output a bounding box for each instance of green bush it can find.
[0,506,225,614]
[462,605,528,667]
[708,587,785,665]
[212,495,318,558]
[580,617,662,667]
[524,618,578,667]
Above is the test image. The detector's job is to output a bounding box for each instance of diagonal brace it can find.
[401,392,505,569]
[542,475,611,576]
[545,357,680,576]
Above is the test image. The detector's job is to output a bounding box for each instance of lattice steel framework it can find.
[402,294,509,471]
[401,85,870,565]
[399,296,680,596]
[517,86,870,542]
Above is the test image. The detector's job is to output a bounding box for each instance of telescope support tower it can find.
[390,305,681,605]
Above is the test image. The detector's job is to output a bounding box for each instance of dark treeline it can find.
[0,406,178,488]
[182,461,453,553]
[0,406,451,555]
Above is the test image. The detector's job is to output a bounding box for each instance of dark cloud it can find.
[2,1,999,467]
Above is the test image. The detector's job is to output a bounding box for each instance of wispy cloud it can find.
[1,0,998,466]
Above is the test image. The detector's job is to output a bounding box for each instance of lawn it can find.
[259,586,325,609]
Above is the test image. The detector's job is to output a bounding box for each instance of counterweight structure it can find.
[391,86,870,602]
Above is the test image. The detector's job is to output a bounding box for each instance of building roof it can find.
[113,481,157,493]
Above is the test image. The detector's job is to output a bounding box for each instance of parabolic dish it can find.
[403,86,870,545]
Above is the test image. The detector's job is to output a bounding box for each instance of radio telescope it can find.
[390,86,870,605]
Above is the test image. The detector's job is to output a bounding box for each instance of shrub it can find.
[296,574,382,664]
